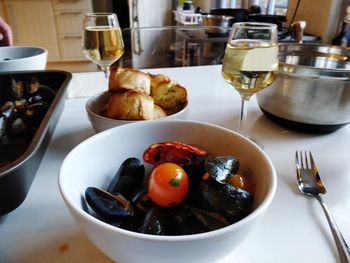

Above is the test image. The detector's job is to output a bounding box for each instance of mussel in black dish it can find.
[24,102,49,128]
[0,76,57,167]
[0,116,6,138]
[7,117,31,141]
[0,77,19,104]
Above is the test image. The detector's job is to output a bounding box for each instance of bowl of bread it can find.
[86,68,189,133]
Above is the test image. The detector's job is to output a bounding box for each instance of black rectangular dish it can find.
[0,70,72,216]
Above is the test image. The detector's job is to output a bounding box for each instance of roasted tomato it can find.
[148,163,189,207]
[143,141,207,166]
[228,174,254,194]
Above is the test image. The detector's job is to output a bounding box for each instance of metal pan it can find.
[0,70,71,215]
[256,43,350,133]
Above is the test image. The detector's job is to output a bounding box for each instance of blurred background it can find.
[0,0,349,72]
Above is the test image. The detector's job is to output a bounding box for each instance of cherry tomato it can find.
[228,174,254,194]
[148,163,189,207]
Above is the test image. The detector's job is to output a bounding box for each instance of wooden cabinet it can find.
[0,0,92,62]
[53,0,92,61]
[2,0,60,61]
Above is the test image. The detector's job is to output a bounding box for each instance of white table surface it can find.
[1,65,349,263]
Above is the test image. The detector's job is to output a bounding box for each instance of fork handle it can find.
[315,194,350,263]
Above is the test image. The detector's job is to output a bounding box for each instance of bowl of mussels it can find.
[58,120,277,263]
[0,70,71,216]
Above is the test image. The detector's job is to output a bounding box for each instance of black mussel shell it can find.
[24,102,49,127]
[138,206,166,235]
[119,209,145,231]
[0,76,19,104]
[26,77,40,94]
[28,94,44,105]
[28,85,56,104]
[131,187,153,213]
[166,205,211,235]
[7,118,31,141]
[204,155,240,183]
[199,180,252,219]
[189,206,229,231]
[107,157,145,199]
[0,116,6,138]
[85,187,134,220]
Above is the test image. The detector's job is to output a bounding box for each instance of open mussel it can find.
[204,155,239,184]
[85,187,134,220]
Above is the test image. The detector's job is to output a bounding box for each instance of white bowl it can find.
[86,91,190,133]
[59,120,277,263]
[0,46,47,72]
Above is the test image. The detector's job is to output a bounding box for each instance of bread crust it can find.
[104,69,187,120]
[102,90,154,120]
[151,77,187,112]
[109,68,151,95]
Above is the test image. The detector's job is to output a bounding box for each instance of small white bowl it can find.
[0,46,47,72]
[59,120,277,263]
[86,91,190,133]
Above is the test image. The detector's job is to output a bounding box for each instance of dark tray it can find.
[0,70,72,216]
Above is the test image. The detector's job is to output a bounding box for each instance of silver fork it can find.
[295,150,350,263]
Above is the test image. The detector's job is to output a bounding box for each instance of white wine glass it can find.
[222,22,278,145]
[82,12,124,79]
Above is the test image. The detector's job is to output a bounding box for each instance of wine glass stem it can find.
[238,95,250,136]
[101,66,110,79]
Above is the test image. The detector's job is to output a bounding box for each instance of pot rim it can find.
[278,43,350,80]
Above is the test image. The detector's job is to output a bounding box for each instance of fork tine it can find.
[295,151,299,166]
[299,150,306,169]
[309,151,317,173]
[295,151,303,186]
[308,151,326,192]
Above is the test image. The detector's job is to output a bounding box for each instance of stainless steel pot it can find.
[256,43,350,133]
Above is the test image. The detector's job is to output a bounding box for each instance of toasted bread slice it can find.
[151,80,187,112]
[150,74,171,89]
[109,68,151,95]
[102,90,154,120]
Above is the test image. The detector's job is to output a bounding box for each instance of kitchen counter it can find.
[0,65,349,262]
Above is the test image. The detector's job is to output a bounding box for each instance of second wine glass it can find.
[82,12,124,78]
[222,22,278,144]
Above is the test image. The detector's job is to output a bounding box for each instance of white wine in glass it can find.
[222,22,278,143]
[83,13,124,78]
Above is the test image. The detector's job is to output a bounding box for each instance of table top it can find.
[1,65,350,263]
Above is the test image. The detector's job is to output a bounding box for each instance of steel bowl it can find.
[256,43,350,133]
